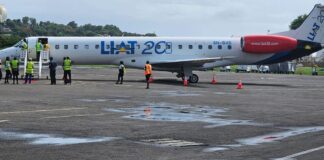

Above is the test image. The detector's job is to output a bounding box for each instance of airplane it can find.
[0,4,324,84]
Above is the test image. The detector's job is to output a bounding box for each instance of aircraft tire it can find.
[189,74,199,83]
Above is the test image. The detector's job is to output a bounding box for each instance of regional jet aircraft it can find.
[1,4,324,84]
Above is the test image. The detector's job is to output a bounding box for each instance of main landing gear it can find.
[176,67,199,85]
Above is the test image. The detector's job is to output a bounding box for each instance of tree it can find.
[290,14,307,30]
[67,21,77,29]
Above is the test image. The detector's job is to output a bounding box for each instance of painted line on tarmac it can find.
[0,120,9,123]
[0,107,87,115]
[41,113,106,119]
[273,145,324,160]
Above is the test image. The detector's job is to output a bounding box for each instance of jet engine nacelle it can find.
[241,35,297,54]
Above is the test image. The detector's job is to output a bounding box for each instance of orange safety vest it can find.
[144,64,152,75]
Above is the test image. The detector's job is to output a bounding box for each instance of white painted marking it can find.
[273,145,324,160]
[0,108,87,115]
[0,120,9,123]
[41,113,106,119]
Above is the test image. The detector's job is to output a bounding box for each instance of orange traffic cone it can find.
[211,75,217,84]
[237,80,243,89]
[184,79,188,86]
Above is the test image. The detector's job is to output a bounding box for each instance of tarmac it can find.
[0,66,323,160]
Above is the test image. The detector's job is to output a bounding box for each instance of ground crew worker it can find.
[22,39,28,51]
[25,58,34,84]
[144,61,152,89]
[63,56,72,85]
[44,43,50,52]
[11,57,19,84]
[48,57,57,85]
[35,40,43,61]
[116,61,125,84]
[0,58,2,81]
[4,57,11,84]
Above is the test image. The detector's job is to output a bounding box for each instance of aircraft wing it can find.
[151,56,235,68]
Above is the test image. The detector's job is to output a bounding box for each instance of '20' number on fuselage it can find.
[142,41,172,54]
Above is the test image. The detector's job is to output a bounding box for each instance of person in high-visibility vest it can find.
[24,58,34,84]
[11,57,20,84]
[35,40,43,61]
[22,40,28,51]
[63,56,72,85]
[116,61,125,84]
[4,57,11,84]
[144,61,152,89]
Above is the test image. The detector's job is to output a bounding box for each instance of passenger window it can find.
[167,45,171,49]
[95,44,99,49]
[218,45,222,50]
[126,45,130,49]
[55,45,60,49]
[198,45,203,49]
[178,45,182,49]
[137,45,140,49]
[208,45,212,49]
[85,45,89,49]
[189,45,193,49]
[74,45,79,49]
[64,45,68,50]
[116,45,121,49]
[156,45,161,49]
[106,45,110,49]
[228,45,232,50]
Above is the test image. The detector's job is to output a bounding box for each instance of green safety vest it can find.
[26,61,34,74]
[63,59,72,71]
[36,42,42,52]
[11,60,19,69]
[5,61,11,71]
[22,42,28,50]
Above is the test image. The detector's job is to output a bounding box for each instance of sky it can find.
[1,0,323,37]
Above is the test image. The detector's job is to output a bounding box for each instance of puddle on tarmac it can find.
[76,98,126,103]
[154,91,203,97]
[0,129,119,146]
[105,102,262,128]
[204,126,324,152]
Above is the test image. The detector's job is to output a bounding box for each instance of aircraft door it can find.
[38,38,50,62]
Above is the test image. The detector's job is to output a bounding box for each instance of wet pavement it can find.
[0,67,323,160]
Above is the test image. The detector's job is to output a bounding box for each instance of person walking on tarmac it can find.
[144,61,152,89]
[63,56,72,85]
[4,57,11,84]
[35,40,43,61]
[116,61,125,84]
[25,58,34,84]
[11,57,20,84]
[48,57,57,85]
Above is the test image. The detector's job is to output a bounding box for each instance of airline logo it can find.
[101,41,173,55]
[307,10,324,41]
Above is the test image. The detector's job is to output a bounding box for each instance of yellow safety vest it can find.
[64,59,72,71]
[5,61,11,71]
[11,60,19,69]
[26,61,34,74]
[36,42,42,52]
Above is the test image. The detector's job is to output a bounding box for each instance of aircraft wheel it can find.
[189,74,199,83]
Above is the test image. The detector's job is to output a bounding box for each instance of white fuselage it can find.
[1,37,274,71]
